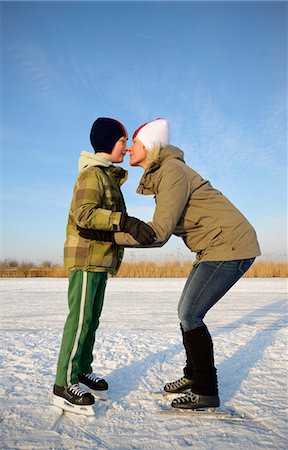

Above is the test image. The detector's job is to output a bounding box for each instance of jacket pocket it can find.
[207,227,222,247]
[183,215,201,229]
[188,226,223,252]
[87,241,114,268]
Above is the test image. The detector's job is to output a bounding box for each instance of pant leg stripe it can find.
[67,271,88,386]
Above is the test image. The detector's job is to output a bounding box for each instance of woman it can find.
[80,118,261,410]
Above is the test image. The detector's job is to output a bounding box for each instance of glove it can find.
[120,215,156,245]
[77,226,115,243]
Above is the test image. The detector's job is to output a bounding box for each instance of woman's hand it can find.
[121,216,156,245]
[77,215,156,246]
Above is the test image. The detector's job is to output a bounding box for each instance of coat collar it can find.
[105,165,128,186]
[78,151,128,186]
[78,151,113,173]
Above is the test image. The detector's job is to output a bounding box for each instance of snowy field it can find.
[0,277,287,450]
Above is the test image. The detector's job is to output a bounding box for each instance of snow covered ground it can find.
[0,277,287,449]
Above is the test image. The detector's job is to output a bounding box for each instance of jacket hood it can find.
[154,145,185,165]
[78,151,112,174]
[78,151,128,186]
[137,145,185,195]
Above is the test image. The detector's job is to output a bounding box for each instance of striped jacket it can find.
[64,152,127,274]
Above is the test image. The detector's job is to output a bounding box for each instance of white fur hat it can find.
[132,118,169,150]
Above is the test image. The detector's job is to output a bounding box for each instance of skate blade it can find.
[52,395,95,417]
[158,406,232,418]
[79,383,108,401]
[152,391,188,398]
[90,390,108,401]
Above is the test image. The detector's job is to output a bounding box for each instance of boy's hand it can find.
[77,226,115,242]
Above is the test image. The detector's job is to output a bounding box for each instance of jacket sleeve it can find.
[114,162,191,247]
[72,168,122,231]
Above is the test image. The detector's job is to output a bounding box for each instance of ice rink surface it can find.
[0,277,287,449]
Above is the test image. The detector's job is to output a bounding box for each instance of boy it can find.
[53,117,155,415]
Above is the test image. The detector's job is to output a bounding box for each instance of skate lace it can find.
[84,373,102,382]
[68,383,87,397]
[167,377,190,389]
[175,392,198,404]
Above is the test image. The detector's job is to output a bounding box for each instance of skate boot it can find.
[53,383,95,416]
[164,376,194,393]
[78,373,108,391]
[171,391,220,410]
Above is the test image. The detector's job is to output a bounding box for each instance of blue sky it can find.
[1,1,287,264]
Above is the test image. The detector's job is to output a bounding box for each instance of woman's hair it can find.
[145,143,162,164]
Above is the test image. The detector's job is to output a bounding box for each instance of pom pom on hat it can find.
[133,118,169,151]
[90,117,128,153]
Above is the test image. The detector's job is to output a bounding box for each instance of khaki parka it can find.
[115,146,261,264]
[64,152,127,274]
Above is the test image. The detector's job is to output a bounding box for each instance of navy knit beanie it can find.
[90,117,128,153]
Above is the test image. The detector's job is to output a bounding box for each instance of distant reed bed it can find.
[117,260,288,278]
[0,259,287,278]
[0,260,69,278]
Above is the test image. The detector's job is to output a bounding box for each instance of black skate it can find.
[164,376,194,393]
[53,383,95,416]
[78,373,108,391]
[172,391,220,410]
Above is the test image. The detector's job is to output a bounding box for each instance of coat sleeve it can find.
[114,162,191,247]
[72,169,122,231]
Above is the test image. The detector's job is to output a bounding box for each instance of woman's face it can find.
[110,137,128,163]
[128,138,147,167]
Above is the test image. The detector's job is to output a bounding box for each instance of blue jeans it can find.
[178,258,255,331]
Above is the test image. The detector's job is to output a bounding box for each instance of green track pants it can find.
[55,270,107,387]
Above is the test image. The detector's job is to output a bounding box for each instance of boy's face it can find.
[109,137,128,163]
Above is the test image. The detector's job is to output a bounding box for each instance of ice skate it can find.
[78,372,108,400]
[53,383,95,416]
[78,372,108,390]
[164,376,194,393]
[171,391,220,410]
